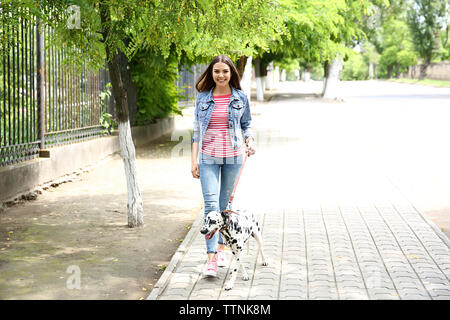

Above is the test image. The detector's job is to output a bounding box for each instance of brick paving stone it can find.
[373,293,400,300]
[140,86,450,302]
[432,296,450,300]
[150,145,450,302]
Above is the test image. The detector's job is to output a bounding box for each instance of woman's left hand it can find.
[246,137,256,157]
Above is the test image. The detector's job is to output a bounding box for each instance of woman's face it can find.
[212,62,231,89]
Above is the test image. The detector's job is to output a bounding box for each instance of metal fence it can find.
[176,64,206,108]
[0,17,108,167]
[0,11,206,167]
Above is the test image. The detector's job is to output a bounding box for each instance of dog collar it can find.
[221,210,239,231]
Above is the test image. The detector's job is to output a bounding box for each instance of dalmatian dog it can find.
[200,209,268,290]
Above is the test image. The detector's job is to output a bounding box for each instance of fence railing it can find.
[176,64,206,108]
[0,16,109,167]
[0,9,204,167]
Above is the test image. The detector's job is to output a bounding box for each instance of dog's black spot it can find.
[231,239,237,244]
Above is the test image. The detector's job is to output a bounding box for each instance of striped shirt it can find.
[200,94,244,157]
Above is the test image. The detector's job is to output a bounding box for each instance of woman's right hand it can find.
[191,162,200,179]
[191,142,200,179]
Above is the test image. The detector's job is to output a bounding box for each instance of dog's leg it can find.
[225,251,241,291]
[240,259,250,281]
[252,231,268,266]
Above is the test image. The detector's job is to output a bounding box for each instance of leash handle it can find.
[227,151,248,208]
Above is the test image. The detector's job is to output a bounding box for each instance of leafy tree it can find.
[362,41,379,79]
[407,0,449,79]
[128,0,285,77]
[275,0,352,65]
[441,27,450,60]
[130,48,183,125]
[272,0,385,98]
[378,18,418,77]
[362,0,409,53]
[342,50,369,80]
[25,0,286,227]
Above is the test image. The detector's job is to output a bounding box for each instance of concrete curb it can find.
[415,205,450,248]
[147,209,204,300]
[386,176,450,248]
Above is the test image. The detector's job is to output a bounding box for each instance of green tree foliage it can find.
[275,58,300,73]
[362,0,409,53]
[276,0,354,63]
[20,0,289,227]
[441,27,450,60]
[271,0,384,83]
[128,0,285,62]
[407,0,449,78]
[358,0,450,79]
[342,50,369,80]
[341,42,380,81]
[0,1,43,57]
[130,48,183,125]
[378,18,418,77]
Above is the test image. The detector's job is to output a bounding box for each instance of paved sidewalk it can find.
[149,203,450,300]
[148,82,450,300]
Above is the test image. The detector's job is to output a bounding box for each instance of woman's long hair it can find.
[195,55,242,92]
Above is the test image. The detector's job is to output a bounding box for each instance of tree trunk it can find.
[273,65,280,88]
[236,55,248,79]
[301,65,311,82]
[118,120,144,227]
[322,61,329,93]
[100,1,144,228]
[254,57,264,101]
[280,69,286,81]
[265,61,274,90]
[322,58,343,99]
[419,58,430,80]
[240,56,252,103]
[369,62,374,80]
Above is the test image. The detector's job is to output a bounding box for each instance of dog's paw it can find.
[224,283,234,291]
[262,261,268,266]
[242,275,250,281]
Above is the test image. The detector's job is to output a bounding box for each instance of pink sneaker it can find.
[203,259,218,277]
[217,250,228,267]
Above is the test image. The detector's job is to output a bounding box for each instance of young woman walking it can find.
[191,54,255,277]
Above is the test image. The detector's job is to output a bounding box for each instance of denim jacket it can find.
[192,85,253,152]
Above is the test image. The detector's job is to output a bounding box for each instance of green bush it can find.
[342,52,368,80]
[130,48,183,126]
[309,64,324,81]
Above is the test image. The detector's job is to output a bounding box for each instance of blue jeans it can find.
[199,152,244,254]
